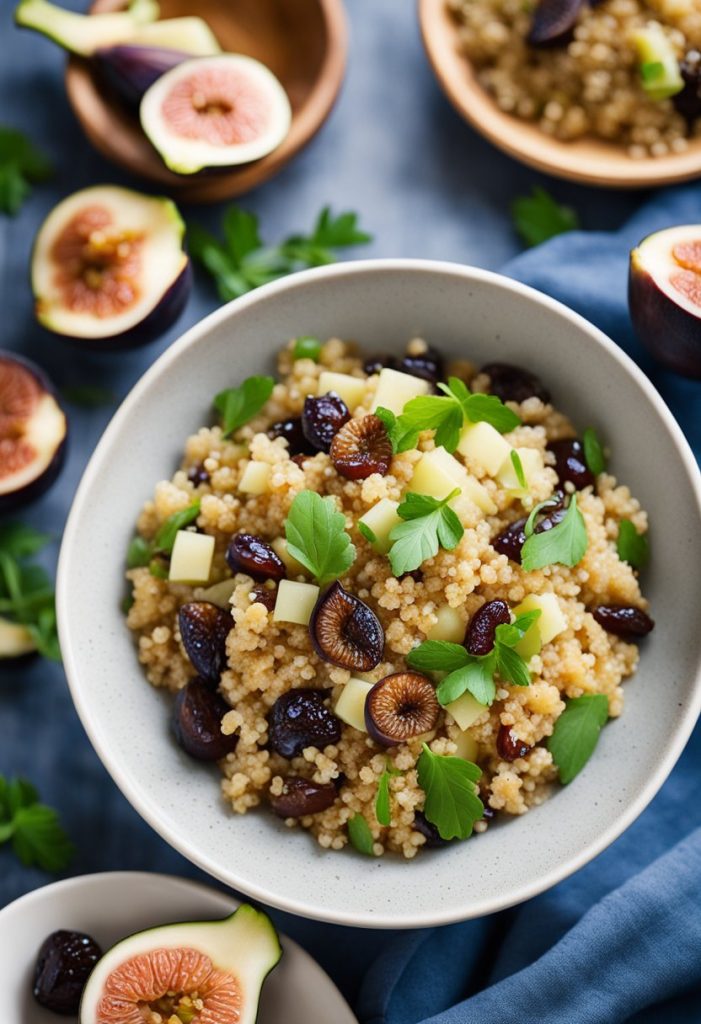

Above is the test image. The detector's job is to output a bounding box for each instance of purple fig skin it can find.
[629,250,701,379]
[94,45,190,108]
[39,260,192,351]
[0,350,68,513]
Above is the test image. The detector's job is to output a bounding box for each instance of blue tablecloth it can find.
[1,1,700,1020]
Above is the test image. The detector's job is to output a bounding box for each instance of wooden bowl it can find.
[419,0,701,189]
[65,0,347,203]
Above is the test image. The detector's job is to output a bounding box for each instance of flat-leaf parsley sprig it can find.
[548,694,609,783]
[520,494,588,572]
[388,489,464,576]
[417,745,484,841]
[377,378,520,455]
[0,523,60,661]
[284,490,356,586]
[616,519,649,569]
[375,761,401,827]
[0,776,74,872]
[407,609,540,707]
[214,375,274,438]
[126,500,200,579]
[0,126,52,216]
[188,205,372,303]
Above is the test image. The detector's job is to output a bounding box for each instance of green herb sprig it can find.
[417,745,484,841]
[214,375,274,438]
[407,609,540,706]
[511,187,580,248]
[616,519,649,569]
[548,694,609,783]
[583,427,607,475]
[347,813,374,855]
[284,490,356,586]
[126,501,200,579]
[0,776,73,871]
[188,206,372,303]
[375,761,401,827]
[510,450,527,490]
[0,126,52,215]
[388,489,464,576]
[0,524,60,660]
[520,495,588,572]
[293,336,322,362]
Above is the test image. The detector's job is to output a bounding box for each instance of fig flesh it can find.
[629,225,701,377]
[140,54,292,175]
[0,351,67,511]
[79,904,282,1024]
[31,185,191,348]
[14,0,159,57]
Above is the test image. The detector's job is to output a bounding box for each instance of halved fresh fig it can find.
[14,0,159,57]
[94,45,190,108]
[629,225,701,377]
[140,54,292,175]
[79,903,282,1024]
[31,185,191,349]
[0,351,67,511]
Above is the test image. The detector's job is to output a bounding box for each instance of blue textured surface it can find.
[1,0,700,1019]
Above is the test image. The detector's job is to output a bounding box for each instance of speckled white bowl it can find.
[58,260,701,929]
[1,872,356,1023]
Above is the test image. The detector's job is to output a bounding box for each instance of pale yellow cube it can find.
[334,677,374,732]
[452,730,478,763]
[318,371,367,411]
[371,367,430,416]
[410,447,496,515]
[513,592,567,658]
[358,498,401,554]
[272,537,308,576]
[0,617,37,658]
[444,691,488,730]
[427,604,465,643]
[194,578,236,608]
[496,447,544,496]
[457,421,512,477]
[273,580,320,625]
[169,530,215,584]
[239,461,272,495]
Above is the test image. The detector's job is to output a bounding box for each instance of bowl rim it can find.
[57,258,701,928]
[417,0,701,189]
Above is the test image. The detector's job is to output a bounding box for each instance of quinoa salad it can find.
[124,337,654,858]
[449,0,701,159]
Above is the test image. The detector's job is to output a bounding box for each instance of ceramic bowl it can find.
[65,0,347,203]
[418,0,701,188]
[57,259,701,928]
[1,871,356,1023]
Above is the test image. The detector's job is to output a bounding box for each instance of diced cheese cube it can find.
[444,691,488,731]
[452,730,478,763]
[273,580,320,625]
[318,371,367,411]
[371,367,430,416]
[457,421,512,477]
[513,593,567,659]
[334,677,374,732]
[427,604,465,643]
[239,461,272,495]
[496,447,544,496]
[358,498,401,554]
[169,530,215,584]
[194,578,236,608]
[272,537,308,576]
[410,447,496,515]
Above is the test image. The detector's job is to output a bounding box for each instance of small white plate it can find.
[1,871,357,1024]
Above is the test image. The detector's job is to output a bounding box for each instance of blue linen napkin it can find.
[357,184,701,1024]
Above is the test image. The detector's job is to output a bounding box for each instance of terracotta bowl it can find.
[65,0,347,203]
[418,0,701,189]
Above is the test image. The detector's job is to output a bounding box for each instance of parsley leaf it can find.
[511,187,580,248]
[397,378,520,455]
[583,427,606,475]
[0,775,73,872]
[388,489,464,576]
[293,336,322,362]
[616,519,649,569]
[189,205,372,302]
[0,525,59,661]
[0,126,52,215]
[548,694,609,784]
[417,745,484,841]
[375,762,401,827]
[521,494,588,572]
[62,385,117,408]
[347,813,374,855]
[510,450,527,490]
[374,407,420,454]
[126,501,200,577]
[284,490,356,585]
[214,375,274,438]
[438,655,496,706]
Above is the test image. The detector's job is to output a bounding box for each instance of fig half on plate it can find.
[140,54,292,174]
[0,351,67,511]
[31,185,191,349]
[629,224,701,378]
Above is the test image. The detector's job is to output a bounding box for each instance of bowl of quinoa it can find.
[420,0,701,186]
[58,260,701,927]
